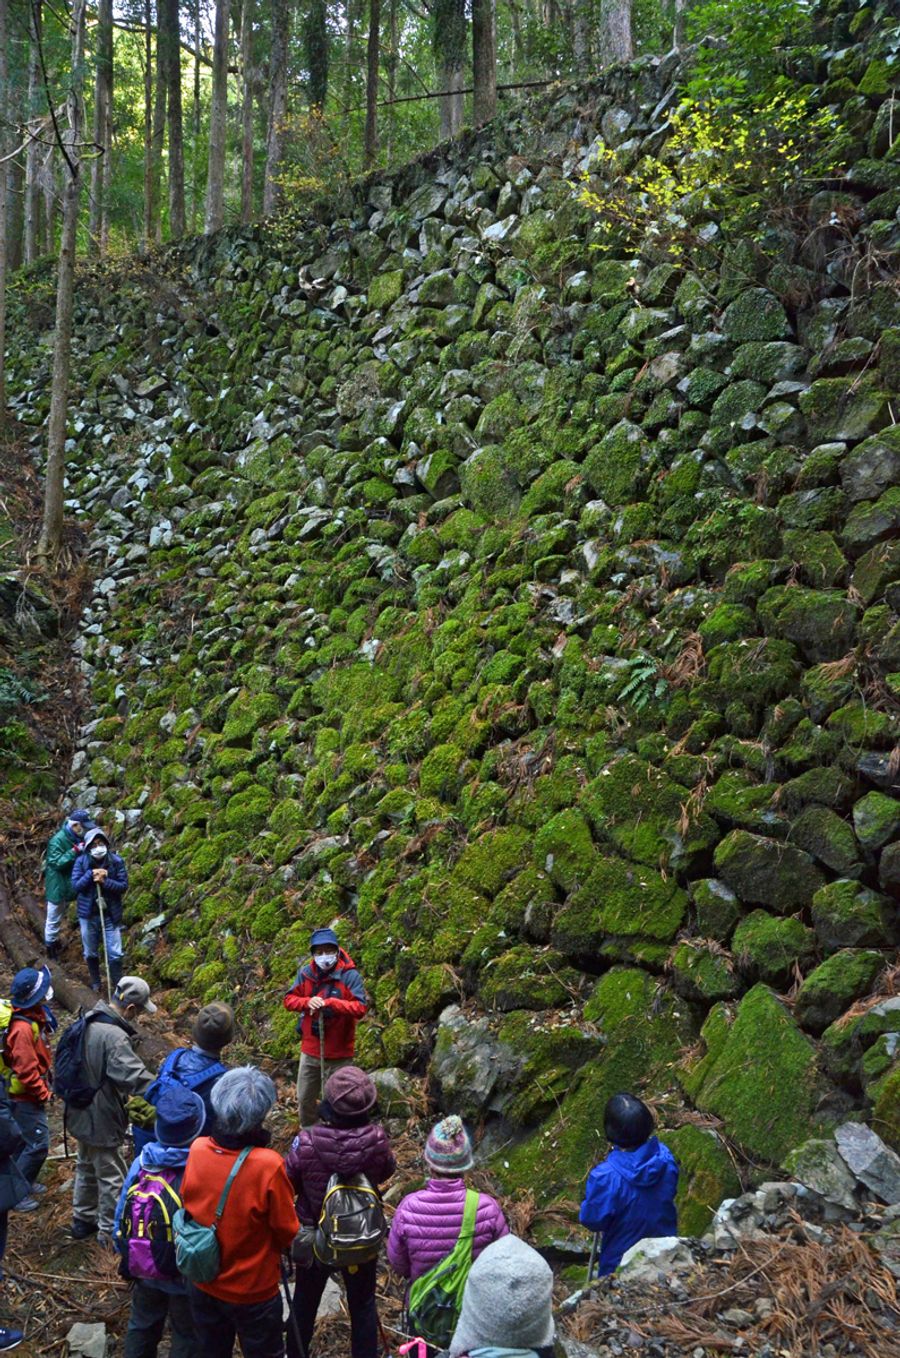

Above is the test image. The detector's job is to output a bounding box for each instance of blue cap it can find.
[154,1086,206,1147]
[69,810,96,830]
[310,927,339,951]
[11,965,52,1009]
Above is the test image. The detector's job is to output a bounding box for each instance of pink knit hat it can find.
[424,1114,474,1173]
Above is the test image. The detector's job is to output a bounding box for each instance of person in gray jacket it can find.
[66,976,157,1248]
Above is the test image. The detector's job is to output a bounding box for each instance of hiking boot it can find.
[86,956,101,991]
[45,940,60,961]
[70,1217,98,1240]
[109,958,123,988]
[12,1197,38,1213]
[0,1326,23,1351]
[31,1183,47,1196]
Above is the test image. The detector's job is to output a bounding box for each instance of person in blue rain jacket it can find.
[580,1092,679,1276]
[71,828,129,992]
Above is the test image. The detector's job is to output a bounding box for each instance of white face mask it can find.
[90,844,108,860]
[315,951,338,971]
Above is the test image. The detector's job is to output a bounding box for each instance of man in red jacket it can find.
[283,928,368,1128]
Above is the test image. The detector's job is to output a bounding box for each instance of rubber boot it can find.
[109,957,123,989]
[46,940,60,961]
[86,956,101,992]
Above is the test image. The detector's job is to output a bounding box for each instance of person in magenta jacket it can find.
[387,1114,508,1284]
[579,1092,679,1276]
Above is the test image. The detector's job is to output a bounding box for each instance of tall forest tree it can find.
[434,0,466,139]
[0,0,8,420]
[88,0,113,253]
[305,0,329,110]
[364,0,380,166]
[38,0,89,561]
[160,0,186,237]
[205,0,232,233]
[264,0,291,213]
[147,0,166,243]
[24,0,42,266]
[472,0,497,126]
[240,0,256,221]
[600,0,633,63]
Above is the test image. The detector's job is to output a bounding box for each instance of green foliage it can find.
[619,652,667,713]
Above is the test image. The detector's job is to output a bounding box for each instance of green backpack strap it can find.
[459,1188,479,1257]
[214,1146,252,1222]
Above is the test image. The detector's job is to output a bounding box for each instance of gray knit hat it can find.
[449,1235,555,1358]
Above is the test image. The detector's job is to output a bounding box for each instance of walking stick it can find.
[586,1231,599,1286]
[281,1256,307,1358]
[96,883,114,1002]
[319,1019,327,1105]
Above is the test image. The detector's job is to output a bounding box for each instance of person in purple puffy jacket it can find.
[284,1066,395,1358]
[386,1114,508,1288]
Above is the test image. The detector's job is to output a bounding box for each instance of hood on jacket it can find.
[83,827,110,850]
[607,1137,673,1187]
[298,946,357,983]
[307,1122,383,1176]
[140,1141,192,1171]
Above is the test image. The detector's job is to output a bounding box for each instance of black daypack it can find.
[54,1009,115,1109]
[314,1172,387,1268]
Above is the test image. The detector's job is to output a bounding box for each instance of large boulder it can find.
[714,830,825,912]
[682,985,824,1163]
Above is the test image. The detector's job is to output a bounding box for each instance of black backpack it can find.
[314,1172,387,1268]
[54,1009,114,1109]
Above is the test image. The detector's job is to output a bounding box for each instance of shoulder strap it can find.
[460,1188,479,1239]
[214,1146,252,1222]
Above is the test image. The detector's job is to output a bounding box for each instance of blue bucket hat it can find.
[154,1086,206,1147]
[310,927,339,951]
[11,966,52,1010]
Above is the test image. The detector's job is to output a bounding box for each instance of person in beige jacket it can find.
[66,976,156,1247]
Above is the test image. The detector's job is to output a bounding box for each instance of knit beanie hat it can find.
[192,1002,235,1052]
[324,1065,378,1117]
[424,1114,474,1174]
[449,1235,555,1358]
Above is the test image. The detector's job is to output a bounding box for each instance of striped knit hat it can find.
[424,1114,474,1173]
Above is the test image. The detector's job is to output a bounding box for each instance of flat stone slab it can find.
[835,1121,900,1204]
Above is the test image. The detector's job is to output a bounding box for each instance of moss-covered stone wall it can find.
[6,0,899,1230]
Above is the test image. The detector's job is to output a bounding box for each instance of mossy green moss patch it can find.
[659,1125,741,1237]
[681,985,824,1163]
[732,910,816,986]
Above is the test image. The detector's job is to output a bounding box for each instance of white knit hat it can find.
[449,1235,555,1357]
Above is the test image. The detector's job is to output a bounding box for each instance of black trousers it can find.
[289,1257,378,1358]
[189,1285,285,1358]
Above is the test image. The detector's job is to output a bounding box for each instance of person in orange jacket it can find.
[180,1066,299,1358]
[282,928,368,1128]
[4,966,55,1213]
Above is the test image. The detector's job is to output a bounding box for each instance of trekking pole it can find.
[281,1256,307,1358]
[96,884,114,1002]
[586,1231,599,1287]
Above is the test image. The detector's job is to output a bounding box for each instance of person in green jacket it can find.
[44,809,95,960]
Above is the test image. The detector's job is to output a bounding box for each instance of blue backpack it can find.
[145,1050,227,1107]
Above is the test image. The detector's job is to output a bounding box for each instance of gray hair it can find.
[210,1065,277,1136]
